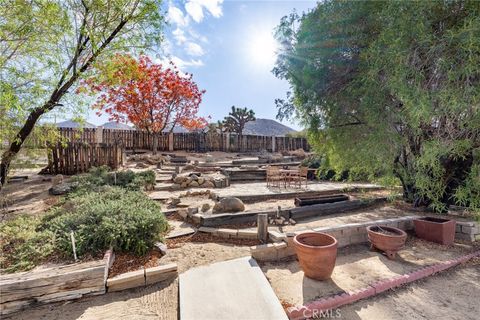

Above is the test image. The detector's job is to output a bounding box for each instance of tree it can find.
[81,55,207,154]
[273,1,480,212]
[222,106,256,136]
[0,0,165,189]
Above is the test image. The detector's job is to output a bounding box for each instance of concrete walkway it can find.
[179,256,288,320]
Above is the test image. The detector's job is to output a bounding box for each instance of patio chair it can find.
[266,166,282,188]
[292,166,309,189]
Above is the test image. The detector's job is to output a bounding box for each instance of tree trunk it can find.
[0,105,50,189]
[152,133,159,155]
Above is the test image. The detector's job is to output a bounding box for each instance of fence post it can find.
[271,136,276,153]
[168,132,174,151]
[95,126,103,144]
[225,133,230,152]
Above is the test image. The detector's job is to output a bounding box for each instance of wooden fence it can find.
[43,142,124,175]
[56,128,309,152]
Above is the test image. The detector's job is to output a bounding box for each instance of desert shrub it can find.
[0,216,55,272]
[72,166,155,191]
[40,186,167,256]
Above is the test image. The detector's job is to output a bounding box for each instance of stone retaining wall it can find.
[251,216,419,262]
[456,220,480,242]
[250,216,479,262]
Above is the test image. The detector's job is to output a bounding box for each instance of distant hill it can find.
[243,118,296,136]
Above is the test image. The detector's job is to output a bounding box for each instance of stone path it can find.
[179,256,288,320]
[149,181,380,201]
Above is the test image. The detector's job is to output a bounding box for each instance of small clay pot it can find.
[367,225,407,260]
[414,217,456,245]
[293,232,338,280]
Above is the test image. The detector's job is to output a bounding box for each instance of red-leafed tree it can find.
[82,55,208,154]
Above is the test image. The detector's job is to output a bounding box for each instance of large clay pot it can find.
[414,217,456,245]
[293,232,338,280]
[367,225,407,260]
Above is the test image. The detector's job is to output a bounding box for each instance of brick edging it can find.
[287,250,480,320]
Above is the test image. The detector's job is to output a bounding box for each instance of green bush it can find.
[1,186,168,272]
[0,216,55,272]
[40,186,167,257]
[72,166,156,191]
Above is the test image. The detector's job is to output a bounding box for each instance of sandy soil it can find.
[7,278,179,320]
[339,262,480,320]
[0,172,58,220]
[261,238,475,306]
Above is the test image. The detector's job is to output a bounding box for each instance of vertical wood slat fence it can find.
[43,142,124,175]
[56,128,309,152]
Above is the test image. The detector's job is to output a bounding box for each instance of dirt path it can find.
[262,239,474,306]
[339,262,480,320]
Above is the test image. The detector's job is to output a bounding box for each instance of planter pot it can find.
[293,232,338,280]
[366,225,407,260]
[414,217,456,245]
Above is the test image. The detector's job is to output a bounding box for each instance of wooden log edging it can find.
[0,256,108,315]
[286,250,480,320]
[223,187,383,204]
[198,198,386,227]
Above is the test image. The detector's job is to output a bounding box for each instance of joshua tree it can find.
[222,106,256,136]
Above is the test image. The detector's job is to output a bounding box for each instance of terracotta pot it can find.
[366,225,407,260]
[293,232,338,280]
[414,217,456,245]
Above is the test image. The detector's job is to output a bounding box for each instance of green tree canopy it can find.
[0,0,165,187]
[274,0,480,212]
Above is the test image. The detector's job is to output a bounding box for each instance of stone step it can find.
[179,256,288,320]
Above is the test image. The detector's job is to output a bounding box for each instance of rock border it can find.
[286,250,480,320]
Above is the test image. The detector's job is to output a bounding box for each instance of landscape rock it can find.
[212,197,245,213]
[49,182,77,195]
[202,181,215,188]
[153,242,168,255]
[189,181,199,187]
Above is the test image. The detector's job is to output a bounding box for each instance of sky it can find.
[83,0,317,130]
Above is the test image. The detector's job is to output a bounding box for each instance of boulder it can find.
[212,197,245,213]
[198,177,205,185]
[190,174,199,181]
[203,180,215,188]
[189,181,199,187]
[174,176,186,184]
[49,182,76,195]
[201,203,211,212]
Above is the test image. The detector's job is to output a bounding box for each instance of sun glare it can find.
[247,29,279,68]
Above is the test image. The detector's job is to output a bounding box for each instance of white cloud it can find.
[185,1,204,23]
[167,5,188,27]
[185,42,204,56]
[172,28,187,44]
[185,0,223,23]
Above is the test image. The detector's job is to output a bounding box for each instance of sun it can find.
[247,29,279,67]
